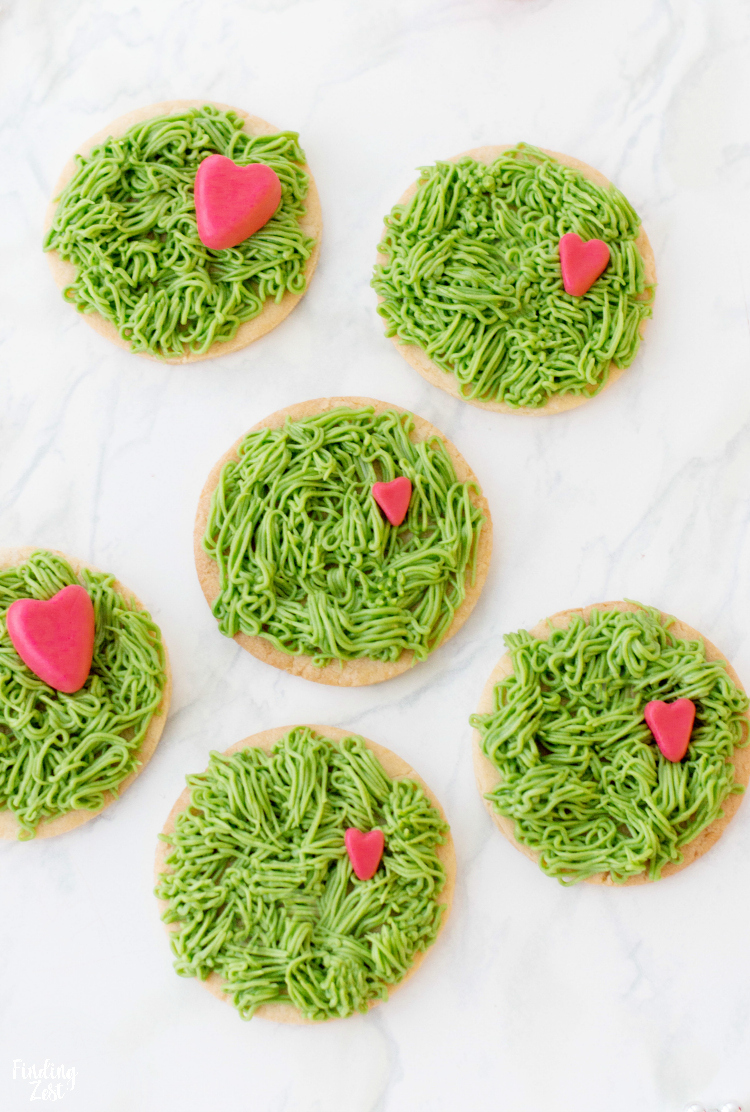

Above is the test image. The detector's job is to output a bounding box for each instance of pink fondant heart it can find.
[644,698,696,762]
[6,585,95,694]
[559,232,611,297]
[194,155,282,250]
[372,477,412,527]
[345,828,385,881]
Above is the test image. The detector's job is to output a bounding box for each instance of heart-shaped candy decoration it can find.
[644,698,696,762]
[372,476,412,527]
[559,232,611,296]
[194,155,282,250]
[345,827,384,881]
[6,585,95,694]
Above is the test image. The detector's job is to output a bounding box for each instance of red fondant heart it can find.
[559,232,610,296]
[194,155,282,250]
[644,698,696,762]
[345,828,384,881]
[6,585,95,694]
[372,477,412,527]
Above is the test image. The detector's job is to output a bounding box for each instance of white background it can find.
[1,0,750,1109]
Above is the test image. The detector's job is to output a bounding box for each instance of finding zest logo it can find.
[12,1060,76,1101]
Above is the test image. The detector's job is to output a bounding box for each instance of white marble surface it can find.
[1,0,750,1108]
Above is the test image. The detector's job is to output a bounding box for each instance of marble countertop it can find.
[2,0,750,1109]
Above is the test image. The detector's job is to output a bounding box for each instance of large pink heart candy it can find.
[372,476,412,527]
[345,828,385,881]
[194,155,282,250]
[6,585,95,694]
[559,232,611,297]
[644,698,696,762]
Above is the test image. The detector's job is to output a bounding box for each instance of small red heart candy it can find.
[194,154,282,250]
[372,476,412,527]
[6,584,95,694]
[345,828,385,881]
[644,698,696,762]
[559,232,611,296]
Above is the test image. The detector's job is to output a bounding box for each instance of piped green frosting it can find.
[44,105,315,358]
[156,727,449,1021]
[372,143,654,408]
[470,606,748,883]
[0,550,167,838]
[203,405,486,667]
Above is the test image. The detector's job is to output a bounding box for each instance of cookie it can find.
[44,100,322,364]
[0,548,171,840]
[154,724,456,1023]
[194,396,492,686]
[471,601,750,884]
[373,144,656,414]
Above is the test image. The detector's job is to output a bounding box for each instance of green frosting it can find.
[470,606,749,883]
[203,405,485,667]
[156,727,449,1021]
[372,143,654,409]
[0,551,167,838]
[44,105,315,358]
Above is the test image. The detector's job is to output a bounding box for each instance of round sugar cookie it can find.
[473,601,750,885]
[0,547,172,840]
[194,396,493,686]
[154,724,456,1023]
[45,99,322,364]
[374,145,656,415]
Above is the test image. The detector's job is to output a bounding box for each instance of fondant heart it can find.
[6,585,95,694]
[194,155,282,250]
[372,477,412,527]
[559,232,611,297]
[345,827,384,881]
[644,698,696,762]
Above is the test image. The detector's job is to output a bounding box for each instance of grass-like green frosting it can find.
[203,405,485,667]
[372,143,654,408]
[0,551,167,838]
[470,606,749,883]
[156,727,449,1021]
[44,105,315,358]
